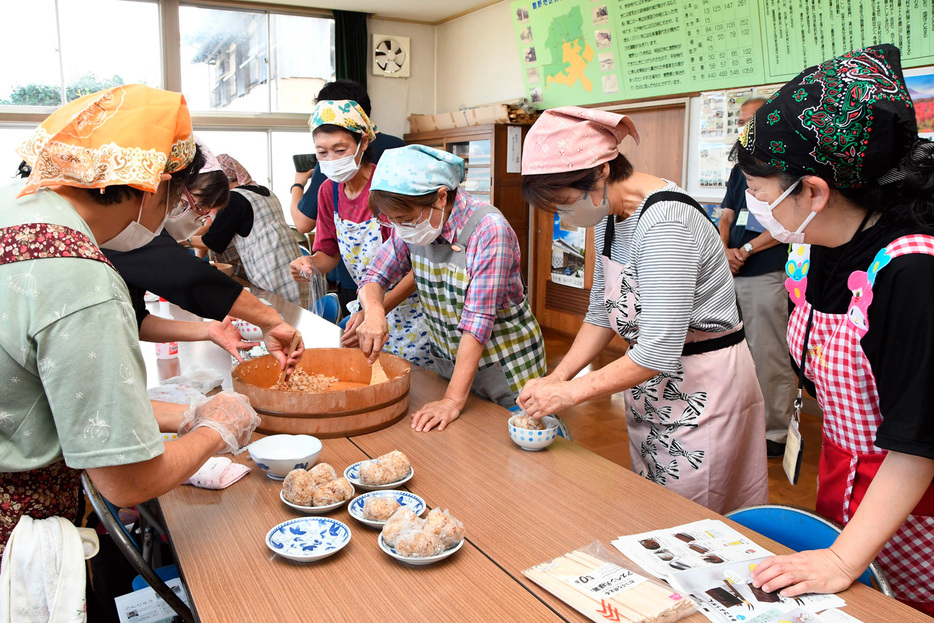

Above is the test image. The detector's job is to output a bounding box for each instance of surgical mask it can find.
[101,193,166,251]
[319,140,362,183]
[556,182,610,228]
[164,209,207,241]
[396,206,443,246]
[744,178,816,245]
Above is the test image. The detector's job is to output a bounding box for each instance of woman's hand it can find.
[208,317,260,362]
[411,398,462,432]
[264,321,305,373]
[356,312,389,364]
[750,549,862,597]
[290,256,317,282]
[339,311,364,348]
[517,378,578,418]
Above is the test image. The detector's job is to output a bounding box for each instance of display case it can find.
[404,124,530,283]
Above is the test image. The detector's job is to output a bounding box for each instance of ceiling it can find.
[273,0,496,24]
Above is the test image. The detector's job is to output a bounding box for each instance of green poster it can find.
[511,0,624,108]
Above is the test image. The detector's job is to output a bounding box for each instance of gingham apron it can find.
[409,202,546,408]
[607,193,768,514]
[332,183,434,368]
[0,223,108,556]
[786,235,934,609]
[229,188,309,307]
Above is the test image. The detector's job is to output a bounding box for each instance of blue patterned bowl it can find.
[248,434,322,479]
[265,517,351,562]
[507,414,559,451]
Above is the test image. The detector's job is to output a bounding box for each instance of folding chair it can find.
[81,472,196,623]
[725,503,893,597]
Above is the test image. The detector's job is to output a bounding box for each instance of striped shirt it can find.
[362,188,526,345]
[585,181,739,373]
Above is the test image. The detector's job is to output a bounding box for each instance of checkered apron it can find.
[601,197,768,514]
[332,183,433,368]
[787,235,934,608]
[409,202,546,408]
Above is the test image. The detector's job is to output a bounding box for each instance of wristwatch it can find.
[742,242,754,254]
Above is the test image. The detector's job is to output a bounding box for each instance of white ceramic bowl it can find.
[344,462,414,491]
[348,491,426,528]
[507,414,559,451]
[280,488,353,515]
[232,318,263,341]
[265,517,351,562]
[378,534,463,566]
[248,434,323,480]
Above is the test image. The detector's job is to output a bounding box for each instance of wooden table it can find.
[153,297,924,622]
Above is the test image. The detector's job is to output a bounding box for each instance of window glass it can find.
[269,14,335,113]
[0,1,67,107]
[194,130,269,189]
[272,130,315,223]
[181,6,269,113]
[0,126,38,181]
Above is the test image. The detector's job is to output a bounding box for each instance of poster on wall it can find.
[511,0,934,109]
[551,214,586,288]
[905,67,934,140]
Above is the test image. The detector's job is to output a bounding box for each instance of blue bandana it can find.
[370,144,466,196]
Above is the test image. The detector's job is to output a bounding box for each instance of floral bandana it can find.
[217,154,255,186]
[521,106,640,175]
[308,100,378,141]
[16,84,195,198]
[738,44,917,189]
[371,144,465,195]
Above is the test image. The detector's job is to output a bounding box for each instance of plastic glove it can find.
[290,257,318,282]
[178,392,260,454]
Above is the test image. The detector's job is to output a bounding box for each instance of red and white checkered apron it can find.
[787,235,934,610]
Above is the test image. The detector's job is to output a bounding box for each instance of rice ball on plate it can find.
[380,508,421,547]
[363,497,401,521]
[312,477,354,506]
[394,531,446,558]
[423,508,465,549]
[282,469,316,506]
[380,450,411,481]
[309,462,338,487]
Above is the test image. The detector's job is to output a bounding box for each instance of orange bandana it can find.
[16,84,196,197]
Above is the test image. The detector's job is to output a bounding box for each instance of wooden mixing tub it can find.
[232,349,410,438]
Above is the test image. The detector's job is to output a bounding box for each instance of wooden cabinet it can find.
[403,124,531,283]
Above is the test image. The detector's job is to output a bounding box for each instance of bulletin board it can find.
[510,0,934,110]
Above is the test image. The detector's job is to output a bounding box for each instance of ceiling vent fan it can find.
[372,35,410,78]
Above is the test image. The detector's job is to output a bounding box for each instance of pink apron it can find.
[786,235,934,613]
[606,192,768,514]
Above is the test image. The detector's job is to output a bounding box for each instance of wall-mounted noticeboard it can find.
[511,0,934,110]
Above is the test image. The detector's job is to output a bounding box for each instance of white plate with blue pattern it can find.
[265,517,351,562]
[343,462,414,491]
[378,534,464,566]
[348,490,426,528]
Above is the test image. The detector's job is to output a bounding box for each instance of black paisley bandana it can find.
[738,44,917,189]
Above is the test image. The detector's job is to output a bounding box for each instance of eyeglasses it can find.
[168,185,210,222]
[382,207,431,230]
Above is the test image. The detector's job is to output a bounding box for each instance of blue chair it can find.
[313,292,341,324]
[81,473,195,623]
[725,503,893,597]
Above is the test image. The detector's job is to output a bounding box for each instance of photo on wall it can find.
[524,46,537,63]
[595,29,612,49]
[599,52,615,72]
[592,4,608,25]
[516,6,529,23]
[530,87,543,103]
[527,67,541,85]
[551,215,586,289]
[602,74,619,94]
[519,26,533,44]
[905,68,934,139]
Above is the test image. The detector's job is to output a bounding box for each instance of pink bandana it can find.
[521,106,640,175]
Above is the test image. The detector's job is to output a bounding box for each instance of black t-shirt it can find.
[104,231,243,323]
[721,165,787,276]
[201,186,265,253]
[802,220,934,460]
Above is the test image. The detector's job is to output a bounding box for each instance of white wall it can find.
[367,19,437,138]
[435,1,524,114]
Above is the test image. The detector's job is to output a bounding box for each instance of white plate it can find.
[280,488,353,515]
[265,517,351,562]
[344,462,414,491]
[348,491,426,528]
[378,534,463,566]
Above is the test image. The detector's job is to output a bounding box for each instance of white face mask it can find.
[744,178,816,245]
[396,206,444,246]
[556,182,610,228]
[101,193,166,252]
[319,140,362,183]
[164,209,207,241]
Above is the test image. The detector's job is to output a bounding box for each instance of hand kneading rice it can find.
[512,413,545,430]
[380,507,465,557]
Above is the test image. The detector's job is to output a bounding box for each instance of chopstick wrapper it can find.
[523,541,696,623]
[185,457,250,489]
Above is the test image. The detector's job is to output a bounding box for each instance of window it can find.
[0,1,334,223]
[179,5,334,113]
